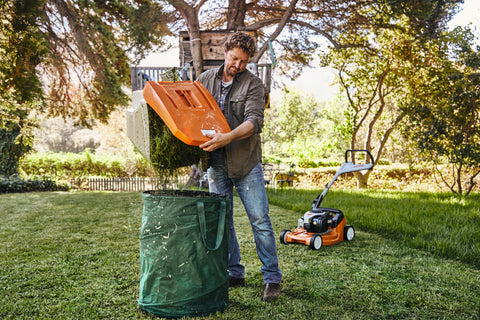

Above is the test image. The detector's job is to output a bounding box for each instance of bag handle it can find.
[197,200,226,251]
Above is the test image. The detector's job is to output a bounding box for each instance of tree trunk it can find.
[189,28,203,76]
[227,0,246,30]
[353,171,371,189]
[168,1,204,75]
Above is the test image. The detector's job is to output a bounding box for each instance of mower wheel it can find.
[280,229,291,244]
[344,225,355,241]
[309,233,322,250]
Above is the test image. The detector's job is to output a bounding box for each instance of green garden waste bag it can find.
[138,190,229,318]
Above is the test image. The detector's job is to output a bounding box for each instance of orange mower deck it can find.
[280,210,354,250]
[284,218,346,247]
[143,80,231,146]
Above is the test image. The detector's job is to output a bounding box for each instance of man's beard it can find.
[227,66,243,77]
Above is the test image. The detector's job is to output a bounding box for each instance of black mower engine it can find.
[299,208,345,233]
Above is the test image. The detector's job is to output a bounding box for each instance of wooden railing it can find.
[130,66,174,91]
[130,64,272,93]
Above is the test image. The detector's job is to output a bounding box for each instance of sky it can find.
[140,0,480,101]
[448,0,480,29]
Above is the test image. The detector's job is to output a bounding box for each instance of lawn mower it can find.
[280,149,374,250]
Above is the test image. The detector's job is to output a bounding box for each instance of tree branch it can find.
[465,169,480,196]
[365,69,390,151]
[252,0,299,63]
[245,17,282,31]
[375,111,406,166]
[195,0,208,10]
[289,19,365,50]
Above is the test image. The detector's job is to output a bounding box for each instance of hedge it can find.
[19,150,153,180]
[0,176,68,193]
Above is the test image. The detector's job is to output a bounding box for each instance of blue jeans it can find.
[207,151,282,284]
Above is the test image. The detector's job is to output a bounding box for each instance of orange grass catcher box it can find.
[143,80,231,146]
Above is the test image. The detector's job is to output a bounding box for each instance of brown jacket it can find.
[198,65,265,178]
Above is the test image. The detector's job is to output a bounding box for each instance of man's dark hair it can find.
[224,32,257,58]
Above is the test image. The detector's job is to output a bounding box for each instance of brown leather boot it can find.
[262,283,281,302]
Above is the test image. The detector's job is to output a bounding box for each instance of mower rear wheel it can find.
[344,225,355,241]
[280,229,291,244]
[309,233,322,250]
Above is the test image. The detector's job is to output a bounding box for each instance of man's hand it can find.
[199,121,254,152]
[199,132,232,151]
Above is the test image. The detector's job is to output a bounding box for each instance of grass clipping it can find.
[147,68,207,186]
[148,105,206,176]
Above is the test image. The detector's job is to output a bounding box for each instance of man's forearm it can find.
[228,120,254,141]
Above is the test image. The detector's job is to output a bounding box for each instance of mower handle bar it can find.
[345,149,374,166]
[312,149,374,210]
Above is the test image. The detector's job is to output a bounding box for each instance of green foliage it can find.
[38,0,172,124]
[381,0,463,38]
[404,27,480,195]
[317,3,471,182]
[319,13,418,160]
[1,0,172,129]
[0,0,46,175]
[263,88,348,166]
[0,176,68,193]
[19,150,152,180]
[147,105,207,178]
[0,0,47,106]
[159,67,181,82]
[0,127,31,176]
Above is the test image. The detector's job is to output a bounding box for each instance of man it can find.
[198,31,282,302]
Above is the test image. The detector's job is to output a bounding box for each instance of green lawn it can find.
[1,191,479,319]
[266,188,480,268]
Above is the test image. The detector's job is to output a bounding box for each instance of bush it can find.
[378,158,391,165]
[20,150,153,180]
[297,158,318,168]
[0,175,68,193]
[0,127,31,176]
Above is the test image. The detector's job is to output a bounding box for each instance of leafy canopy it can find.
[404,26,480,195]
